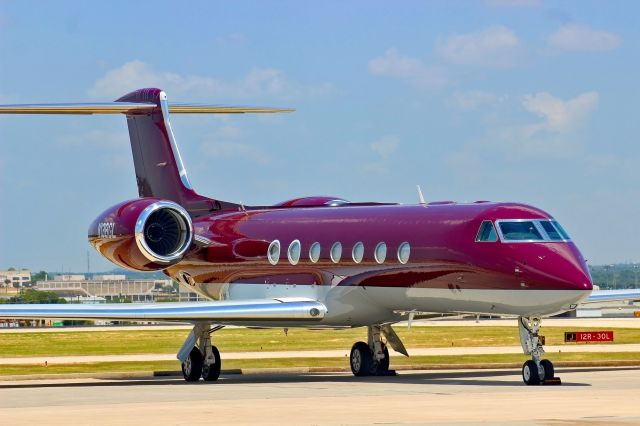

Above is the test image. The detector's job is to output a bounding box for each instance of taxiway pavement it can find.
[0,367,638,425]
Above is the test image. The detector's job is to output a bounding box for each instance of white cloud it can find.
[447,91,599,164]
[521,91,598,136]
[437,26,522,68]
[485,91,599,157]
[88,60,334,100]
[370,135,400,159]
[547,24,621,52]
[487,0,540,7]
[368,49,447,89]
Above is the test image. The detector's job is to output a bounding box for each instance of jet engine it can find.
[88,198,193,271]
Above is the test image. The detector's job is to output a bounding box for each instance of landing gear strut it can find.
[178,323,223,382]
[518,317,558,385]
[349,325,400,377]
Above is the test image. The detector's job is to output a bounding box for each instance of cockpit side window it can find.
[497,221,544,241]
[476,220,498,242]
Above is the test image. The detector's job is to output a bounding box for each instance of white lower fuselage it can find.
[186,281,590,328]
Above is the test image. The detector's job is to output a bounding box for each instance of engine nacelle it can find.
[88,198,193,271]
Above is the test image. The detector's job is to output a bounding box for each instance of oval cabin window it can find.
[397,242,410,264]
[267,240,280,265]
[330,242,342,263]
[374,242,387,264]
[309,242,321,263]
[287,240,301,265]
[352,242,364,263]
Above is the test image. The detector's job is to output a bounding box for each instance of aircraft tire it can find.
[202,345,221,382]
[182,347,203,382]
[540,359,554,381]
[350,342,373,377]
[522,360,541,385]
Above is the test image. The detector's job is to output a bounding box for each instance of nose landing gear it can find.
[518,317,559,385]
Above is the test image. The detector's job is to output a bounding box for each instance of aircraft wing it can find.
[0,298,326,323]
[583,289,640,304]
[0,103,293,115]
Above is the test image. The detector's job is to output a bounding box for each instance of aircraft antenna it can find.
[416,185,426,205]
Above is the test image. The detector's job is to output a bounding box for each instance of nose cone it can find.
[533,243,593,291]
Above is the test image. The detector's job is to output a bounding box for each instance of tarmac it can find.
[0,367,639,425]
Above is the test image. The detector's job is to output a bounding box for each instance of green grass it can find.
[1,352,640,376]
[1,326,639,357]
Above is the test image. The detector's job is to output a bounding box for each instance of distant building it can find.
[62,296,107,304]
[54,274,86,281]
[0,270,31,288]
[92,274,126,281]
[37,276,203,302]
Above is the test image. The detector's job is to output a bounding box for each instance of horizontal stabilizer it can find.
[0,299,326,322]
[167,104,294,114]
[584,289,640,303]
[0,103,293,115]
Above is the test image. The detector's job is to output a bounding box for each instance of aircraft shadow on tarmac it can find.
[0,368,609,389]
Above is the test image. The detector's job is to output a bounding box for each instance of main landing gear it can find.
[178,323,223,382]
[518,317,559,386]
[349,324,408,377]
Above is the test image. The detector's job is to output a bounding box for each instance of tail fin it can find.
[115,88,230,215]
[0,88,293,216]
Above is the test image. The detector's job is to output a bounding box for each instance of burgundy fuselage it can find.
[179,201,590,291]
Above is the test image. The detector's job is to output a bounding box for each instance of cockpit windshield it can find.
[497,221,543,241]
[478,219,572,243]
[551,220,570,240]
[539,221,562,240]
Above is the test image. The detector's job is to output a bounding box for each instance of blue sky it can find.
[1,0,638,271]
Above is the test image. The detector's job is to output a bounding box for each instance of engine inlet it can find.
[135,201,193,264]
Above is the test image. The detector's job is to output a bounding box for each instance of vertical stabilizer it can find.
[115,88,237,215]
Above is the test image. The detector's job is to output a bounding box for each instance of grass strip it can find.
[1,326,639,357]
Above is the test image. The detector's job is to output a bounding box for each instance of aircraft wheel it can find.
[540,359,554,381]
[373,345,390,375]
[202,345,221,382]
[182,347,203,382]
[350,342,373,377]
[522,360,541,386]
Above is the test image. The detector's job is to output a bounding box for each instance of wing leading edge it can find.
[0,299,326,322]
[0,103,293,115]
